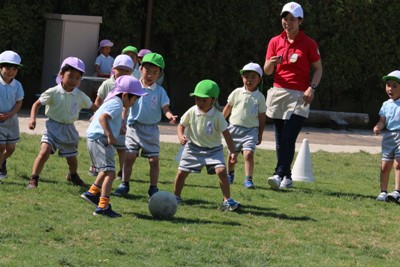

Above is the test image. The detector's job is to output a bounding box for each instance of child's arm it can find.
[162,104,178,124]
[89,103,98,113]
[98,113,117,145]
[222,129,237,164]
[93,96,103,110]
[28,99,42,130]
[0,99,22,122]
[373,116,386,135]
[120,107,128,135]
[177,124,188,145]
[257,112,266,145]
[222,104,232,119]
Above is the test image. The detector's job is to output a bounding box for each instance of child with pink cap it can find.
[81,76,147,217]
[95,39,115,78]
[27,57,97,189]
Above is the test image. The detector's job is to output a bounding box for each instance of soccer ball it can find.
[148,191,178,219]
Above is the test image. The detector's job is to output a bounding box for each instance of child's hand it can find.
[169,115,178,124]
[229,153,238,164]
[120,124,127,135]
[107,135,117,145]
[29,119,36,130]
[179,135,188,145]
[0,113,8,122]
[256,135,262,145]
[373,126,380,135]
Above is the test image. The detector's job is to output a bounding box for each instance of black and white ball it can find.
[148,191,178,219]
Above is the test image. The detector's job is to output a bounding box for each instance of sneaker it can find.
[66,173,87,187]
[280,176,293,189]
[81,191,100,206]
[93,204,122,218]
[175,195,183,205]
[148,186,159,197]
[222,198,240,211]
[267,175,282,190]
[27,175,39,189]
[376,192,388,201]
[88,165,98,177]
[113,183,130,197]
[0,160,7,179]
[116,170,123,180]
[228,173,234,184]
[387,191,400,204]
[244,178,255,189]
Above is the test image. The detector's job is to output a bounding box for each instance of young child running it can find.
[0,51,24,179]
[28,57,97,189]
[88,54,134,178]
[95,39,114,78]
[222,63,266,189]
[374,70,400,204]
[173,79,240,211]
[114,52,177,197]
[81,76,147,217]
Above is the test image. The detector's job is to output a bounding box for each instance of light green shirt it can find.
[97,76,116,100]
[180,105,227,148]
[227,87,267,128]
[39,85,92,124]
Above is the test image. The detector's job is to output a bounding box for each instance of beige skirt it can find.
[266,87,310,120]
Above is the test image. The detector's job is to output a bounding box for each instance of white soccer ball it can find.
[148,191,178,219]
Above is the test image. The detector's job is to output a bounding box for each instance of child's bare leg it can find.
[149,156,159,187]
[174,170,189,197]
[66,156,78,174]
[393,158,400,191]
[117,149,126,173]
[243,150,254,177]
[31,143,52,175]
[101,171,116,197]
[1,144,16,163]
[216,167,230,201]
[380,160,393,192]
[227,151,236,173]
[122,151,137,183]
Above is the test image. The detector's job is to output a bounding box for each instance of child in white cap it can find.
[95,39,115,78]
[222,62,267,189]
[173,80,240,211]
[0,51,24,180]
[81,76,147,217]
[374,70,400,204]
[28,57,97,189]
[88,54,135,178]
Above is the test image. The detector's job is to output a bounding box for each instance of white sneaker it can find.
[280,177,293,189]
[387,191,400,204]
[267,175,281,190]
[376,192,388,201]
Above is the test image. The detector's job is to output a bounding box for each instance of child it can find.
[121,45,141,80]
[95,39,114,78]
[374,70,400,204]
[137,49,152,65]
[28,57,97,189]
[0,51,24,179]
[81,75,147,217]
[114,52,177,197]
[173,79,240,211]
[88,54,134,178]
[222,63,267,189]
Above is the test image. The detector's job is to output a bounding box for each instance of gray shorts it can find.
[41,119,79,157]
[228,124,258,152]
[125,122,160,158]
[0,114,20,144]
[382,131,400,160]
[87,136,116,172]
[179,142,225,174]
[114,134,126,151]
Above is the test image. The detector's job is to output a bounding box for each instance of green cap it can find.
[190,80,219,98]
[141,52,165,69]
[121,45,138,55]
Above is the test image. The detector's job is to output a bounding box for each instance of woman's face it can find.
[281,12,302,35]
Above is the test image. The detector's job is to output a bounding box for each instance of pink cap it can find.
[104,76,148,102]
[99,39,114,49]
[56,57,85,84]
[138,49,152,57]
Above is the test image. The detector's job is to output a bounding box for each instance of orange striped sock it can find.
[88,184,101,195]
[98,196,110,209]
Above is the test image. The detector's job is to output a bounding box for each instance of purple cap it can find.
[104,76,148,102]
[56,57,85,84]
[113,54,134,71]
[99,39,114,49]
[138,49,152,57]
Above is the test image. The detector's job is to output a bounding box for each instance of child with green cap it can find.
[121,45,141,80]
[114,52,177,197]
[173,79,241,211]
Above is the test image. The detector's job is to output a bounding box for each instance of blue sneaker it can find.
[228,173,234,184]
[244,178,255,189]
[93,204,121,218]
[80,191,100,206]
[148,186,159,197]
[113,183,129,197]
[221,198,240,211]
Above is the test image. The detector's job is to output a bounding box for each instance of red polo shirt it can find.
[266,30,320,91]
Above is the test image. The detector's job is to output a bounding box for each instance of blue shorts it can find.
[41,119,79,157]
[381,131,400,161]
[87,136,116,173]
[0,114,20,144]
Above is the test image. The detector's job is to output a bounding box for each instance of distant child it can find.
[137,49,152,65]
[81,76,147,217]
[95,39,114,78]
[374,70,400,204]
[28,57,97,189]
[121,45,141,80]
[173,79,240,211]
[222,63,267,189]
[0,51,24,179]
[114,52,177,197]
[88,54,135,178]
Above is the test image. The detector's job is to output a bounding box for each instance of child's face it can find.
[195,96,214,112]
[124,52,138,64]
[113,67,133,79]
[101,46,112,56]
[141,64,161,86]
[242,71,261,92]
[122,94,139,108]
[0,65,18,84]
[386,80,400,100]
[60,69,82,92]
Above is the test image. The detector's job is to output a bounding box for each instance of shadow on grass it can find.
[131,213,242,226]
[236,205,317,221]
[324,191,375,201]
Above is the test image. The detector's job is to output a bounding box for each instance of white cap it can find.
[113,54,134,71]
[281,2,304,18]
[0,50,23,66]
[240,62,263,77]
[382,70,400,83]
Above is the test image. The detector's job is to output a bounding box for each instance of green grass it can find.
[1,133,399,266]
